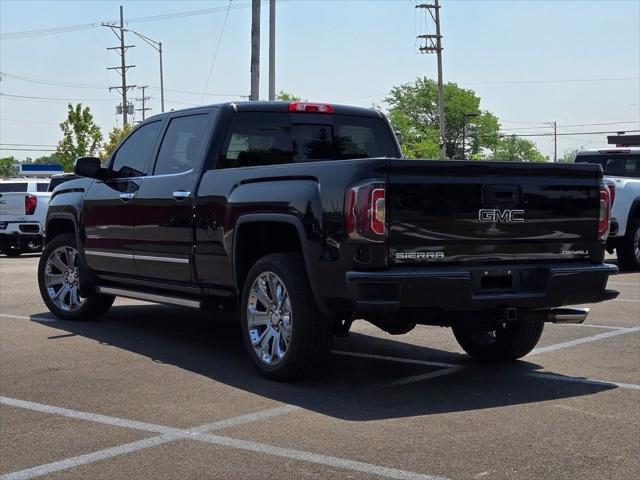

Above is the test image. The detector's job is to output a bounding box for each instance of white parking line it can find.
[331,349,460,369]
[0,396,446,480]
[529,326,640,355]
[572,324,628,330]
[524,372,640,391]
[373,367,464,391]
[613,298,640,304]
[0,314,57,323]
[607,282,640,286]
[193,432,449,480]
[0,436,174,480]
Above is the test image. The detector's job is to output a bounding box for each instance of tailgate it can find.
[387,160,603,265]
[0,193,27,216]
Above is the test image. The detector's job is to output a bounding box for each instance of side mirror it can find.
[73,157,102,178]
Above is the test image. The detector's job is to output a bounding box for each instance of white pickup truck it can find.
[0,179,51,256]
[575,148,640,270]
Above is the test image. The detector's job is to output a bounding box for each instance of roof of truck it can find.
[146,101,384,122]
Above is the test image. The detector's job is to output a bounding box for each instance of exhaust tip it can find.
[549,307,589,324]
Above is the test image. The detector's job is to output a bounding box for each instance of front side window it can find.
[153,114,209,176]
[110,121,162,178]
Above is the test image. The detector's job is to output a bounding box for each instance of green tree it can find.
[276,91,302,102]
[490,135,547,162]
[385,77,500,159]
[100,124,133,162]
[559,149,578,163]
[55,103,103,171]
[0,156,18,177]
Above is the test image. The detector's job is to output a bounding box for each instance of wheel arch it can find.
[232,213,329,313]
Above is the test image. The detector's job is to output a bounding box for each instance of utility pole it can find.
[416,0,446,159]
[103,6,136,126]
[268,0,276,101]
[135,86,151,121]
[250,0,261,101]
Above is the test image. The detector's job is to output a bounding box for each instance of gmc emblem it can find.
[478,209,525,223]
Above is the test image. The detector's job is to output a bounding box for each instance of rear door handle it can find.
[173,191,191,200]
[119,192,135,201]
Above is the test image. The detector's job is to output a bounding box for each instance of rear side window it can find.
[111,121,162,178]
[154,114,209,176]
[217,112,397,169]
[0,183,28,193]
[576,154,640,178]
[36,183,49,192]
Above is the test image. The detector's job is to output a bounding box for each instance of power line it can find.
[503,129,640,138]
[0,93,116,102]
[0,71,245,98]
[0,143,57,147]
[201,0,234,104]
[1,3,252,39]
[0,72,105,89]
[501,121,640,131]
[0,148,57,152]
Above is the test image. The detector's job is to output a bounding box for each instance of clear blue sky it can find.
[1,0,639,160]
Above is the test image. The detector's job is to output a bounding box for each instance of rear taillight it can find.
[606,180,616,206]
[345,181,386,241]
[25,195,37,215]
[598,183,611,240]
[288,102,334,114]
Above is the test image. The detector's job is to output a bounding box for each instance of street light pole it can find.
[158,42,164,112]
[127,29,165,112]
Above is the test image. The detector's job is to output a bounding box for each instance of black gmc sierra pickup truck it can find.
[38,101,618,380]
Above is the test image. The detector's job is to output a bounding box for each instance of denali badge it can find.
[395,251,444,260]
[478,209,524,223]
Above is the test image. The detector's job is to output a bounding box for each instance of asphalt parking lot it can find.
[0,254,638,480]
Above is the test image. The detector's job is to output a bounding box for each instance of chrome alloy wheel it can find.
[44,246,85,312]
[634,225,640,262]
[246,271,293,366]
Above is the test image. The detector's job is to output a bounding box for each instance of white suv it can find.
[575,148,640,270]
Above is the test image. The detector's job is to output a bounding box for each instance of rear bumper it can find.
[345,263,618,314]
[0,222,43,236]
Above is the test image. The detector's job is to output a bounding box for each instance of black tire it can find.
[38,233,114,321]
[452,320,544,362]
[240,254,333,381]
[617,217,640,271]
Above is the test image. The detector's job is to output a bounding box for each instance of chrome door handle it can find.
[172,191,191,200]
[119,192,135,201]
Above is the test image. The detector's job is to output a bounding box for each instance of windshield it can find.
[575,154,640,178]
